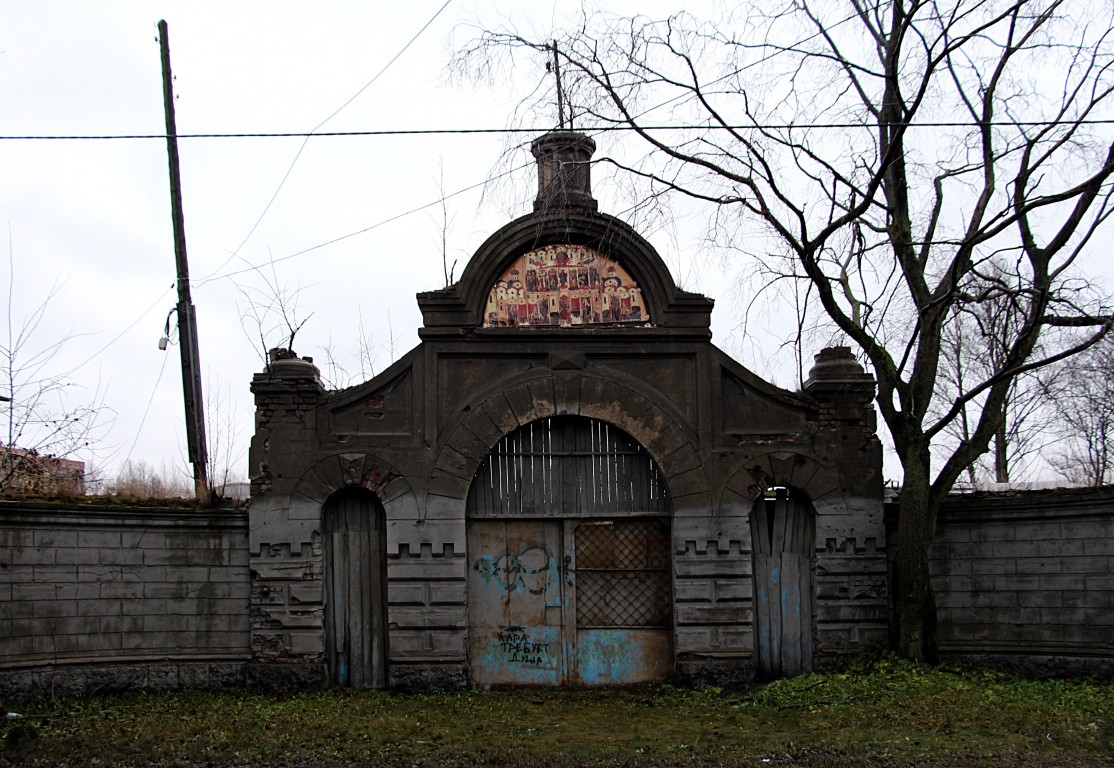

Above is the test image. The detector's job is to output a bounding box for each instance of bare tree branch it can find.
[456,0,1114,661]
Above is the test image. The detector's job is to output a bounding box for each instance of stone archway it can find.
[721,452,839,679]
[429,369,708,507]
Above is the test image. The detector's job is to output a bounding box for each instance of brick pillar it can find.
[248,349,325,498]
[246,350,329,690]
[803,346,877,435]
[803,346,887,660]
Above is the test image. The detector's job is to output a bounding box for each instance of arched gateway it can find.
[466,416,672,686]
[248,132,886,690]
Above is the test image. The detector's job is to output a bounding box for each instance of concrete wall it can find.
[0,501,251,702]
[877,488,1114,673]
[926,488,1114,676]
[5,488,1111,704]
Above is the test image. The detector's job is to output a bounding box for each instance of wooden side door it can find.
[752,488,815,678]
[323,487,388,687]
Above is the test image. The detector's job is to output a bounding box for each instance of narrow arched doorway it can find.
[751,487,815,678]
[322,486,388,687]
[466,416,672,686]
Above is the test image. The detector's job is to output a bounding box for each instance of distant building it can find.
[0,447,85,496]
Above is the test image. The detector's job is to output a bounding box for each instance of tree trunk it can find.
[893,458,939,663]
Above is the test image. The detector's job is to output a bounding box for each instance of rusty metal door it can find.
[323,487,388,687]
[752,488,814,678]
[466,416,673,686]
[467,517,670,686]
[572,519,672,684]
[467,520,569,686]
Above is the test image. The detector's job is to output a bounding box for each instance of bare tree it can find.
[1,241,112,495]
[431,157,459,288]
[936,261,1060,487]
[201,371,246,500]
[1046,335,1114,486]
[235,258,313,367]
[458,0,1114,660]
[317,313,379,391]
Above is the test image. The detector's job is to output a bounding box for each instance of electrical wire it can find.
[209,0,455,284]
[193,159,531,285]
[185,109,1114,285]
[58,285,176,380]
[123,337,173,468]
[4,119,1113,141]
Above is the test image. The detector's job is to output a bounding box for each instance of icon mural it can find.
[483,244,650,327]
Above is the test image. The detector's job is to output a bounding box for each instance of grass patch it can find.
[3,657,1111,767]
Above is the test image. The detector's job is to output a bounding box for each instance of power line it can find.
[316,1,454,130]
[185,108,1114,286]
[221,0,455,278]
[194,113,647,285]
[123,341,173,469]
[7,24,797,295]
[4,119,1114,142]
[193,158,531,286]
[58,285,175,381]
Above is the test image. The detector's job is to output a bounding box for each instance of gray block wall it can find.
[5,487,1113,703]
[0,502,251,702]
[814,496,890,657]
[927,488,1114,676]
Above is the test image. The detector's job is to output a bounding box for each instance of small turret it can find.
[803,346,877,432]
[531,131,598,212]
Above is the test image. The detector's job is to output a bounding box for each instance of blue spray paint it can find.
[472,547,557,595]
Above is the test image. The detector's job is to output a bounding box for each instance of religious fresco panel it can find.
[483,244,650,327]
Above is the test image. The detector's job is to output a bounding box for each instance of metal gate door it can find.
[467,517,670,686]
[467,520,568,686]
[466,415,673,686]
[323,487,388,687]
[573,519,672,684]
[751,488,815,678]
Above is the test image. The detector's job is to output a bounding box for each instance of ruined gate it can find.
[247,131,887,690]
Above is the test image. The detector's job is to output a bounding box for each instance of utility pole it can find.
[158,19,211,505]
[551,41,568,130]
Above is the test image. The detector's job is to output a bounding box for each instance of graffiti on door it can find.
[495,626,553,665]
[472,546,572,601]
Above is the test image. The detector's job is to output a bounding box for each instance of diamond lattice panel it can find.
[575,520,670,627]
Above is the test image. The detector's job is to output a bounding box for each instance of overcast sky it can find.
[8,2,1107,492]
[2,1,748,489]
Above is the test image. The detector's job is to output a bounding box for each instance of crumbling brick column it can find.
[803,346,888,659]
[246,349,329,691]
[803,346,877,434]
[249,349,325,499]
